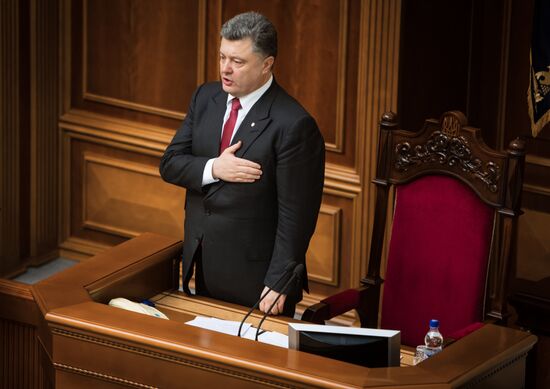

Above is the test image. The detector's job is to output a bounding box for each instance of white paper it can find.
[185,316,288,348]
[185,316,251,336]
[257,331,288,348]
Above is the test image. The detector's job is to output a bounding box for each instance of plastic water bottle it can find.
[414,319,444,364]
[424,319,443,351]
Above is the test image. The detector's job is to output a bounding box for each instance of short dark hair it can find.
[220,12,277,58]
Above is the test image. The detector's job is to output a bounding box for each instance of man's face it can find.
[219,37,274,97]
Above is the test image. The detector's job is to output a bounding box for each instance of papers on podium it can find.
[185,316,288,348]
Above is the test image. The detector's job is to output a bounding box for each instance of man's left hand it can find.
[259,286,286,315]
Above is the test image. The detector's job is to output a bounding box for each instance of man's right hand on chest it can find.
[212,141,263,183]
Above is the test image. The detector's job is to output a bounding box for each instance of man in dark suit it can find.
[160,12,324,317]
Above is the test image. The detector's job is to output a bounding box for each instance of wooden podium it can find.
[32,233,536,388]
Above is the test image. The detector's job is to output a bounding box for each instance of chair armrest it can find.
[446,322,485,346]
[301,301,331,324]
[302,286,378,326]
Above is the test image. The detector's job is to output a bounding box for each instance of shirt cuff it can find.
[202,158,219,186]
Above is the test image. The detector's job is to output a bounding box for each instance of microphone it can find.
[254,263,304,341]
[237,261,297,337]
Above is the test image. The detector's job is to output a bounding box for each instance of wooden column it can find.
[29,0,60,263]
[0,0,25,276]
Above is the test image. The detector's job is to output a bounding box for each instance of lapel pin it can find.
[251,122,255,127]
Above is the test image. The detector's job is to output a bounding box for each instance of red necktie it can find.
[219,98,241,154]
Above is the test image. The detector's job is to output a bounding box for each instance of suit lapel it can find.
[232,84,276,158]
[202,88,227,157]
[205,81,279,199]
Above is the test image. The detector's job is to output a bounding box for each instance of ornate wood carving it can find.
[395,131,501,192]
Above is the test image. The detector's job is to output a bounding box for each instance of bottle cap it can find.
[429,319,439,328]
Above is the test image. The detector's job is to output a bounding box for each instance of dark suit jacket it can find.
[159,79,325,308]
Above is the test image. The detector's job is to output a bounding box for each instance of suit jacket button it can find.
[205,209,211,216]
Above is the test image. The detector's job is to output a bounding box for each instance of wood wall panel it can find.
[82,153,185,239]
[84,0,202,119]
[61,124,184,253]
[70,0,205,129]
[307,191,357,298]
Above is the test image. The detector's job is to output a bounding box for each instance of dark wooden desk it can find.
[33,233,537,388]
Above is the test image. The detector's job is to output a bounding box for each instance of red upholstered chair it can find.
[302,111,526,347]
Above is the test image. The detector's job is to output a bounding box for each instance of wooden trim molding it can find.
[523,184,550,197]
[0,280,34,301]
[325,162,361,186]
[60,109,173,155]
[55,362,158,389]
[82,93,185,120]
[59,236,112,261]
[526,154,550,168]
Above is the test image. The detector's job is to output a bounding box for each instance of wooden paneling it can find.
[306,190,359,305]
[0,281,47,388]
[0,320,44,389]
[60,116,185,252]
[70,0,205,129]
[82,153,185,239]
[30,0,60,262]
[1,0,60,276]
[519,155,550,282]
[0,0,24,275]
[358,0,402,278]
[307,205,342,287]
